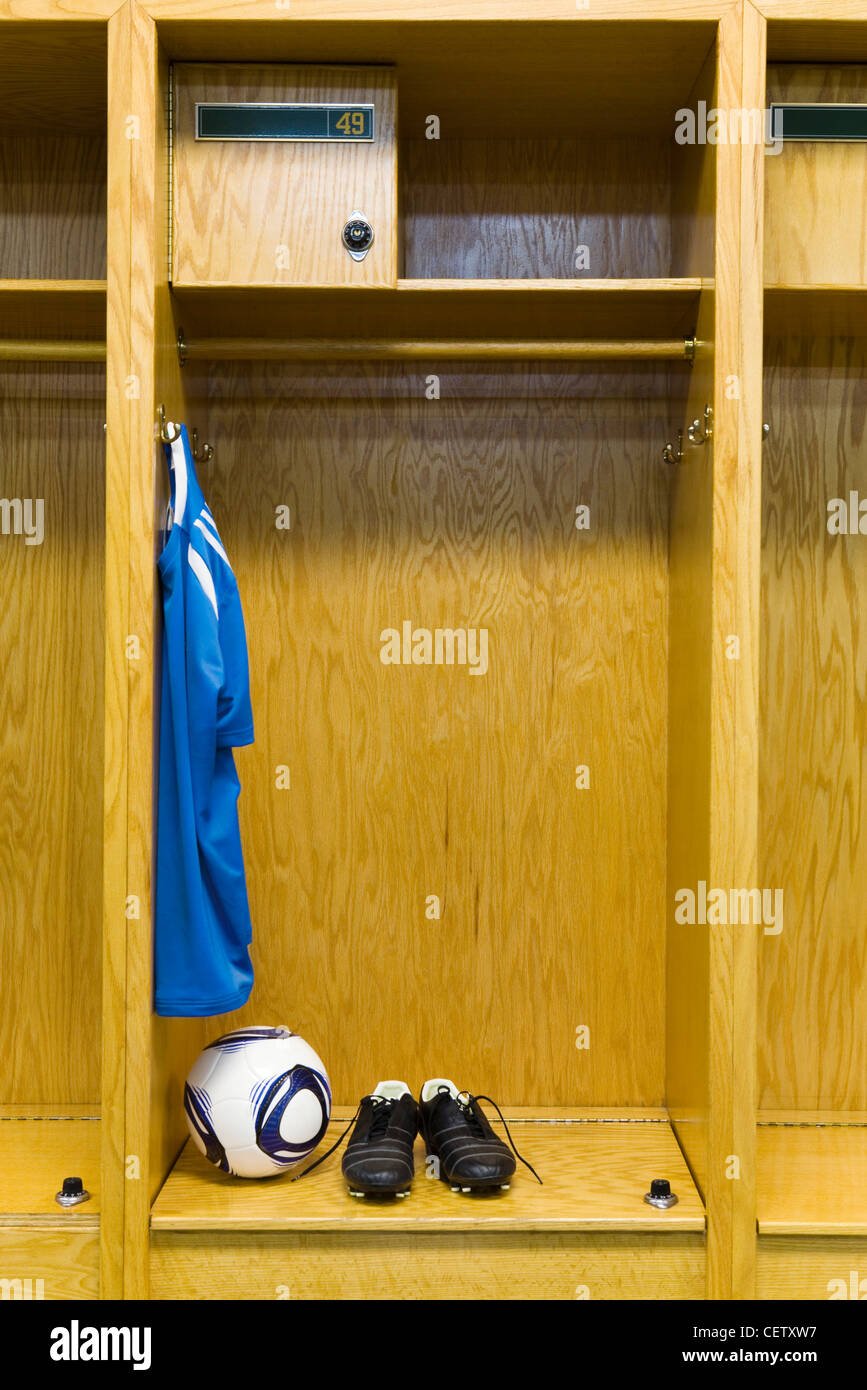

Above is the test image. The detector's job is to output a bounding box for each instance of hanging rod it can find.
[178,335,696,364]
[0,340,106,362]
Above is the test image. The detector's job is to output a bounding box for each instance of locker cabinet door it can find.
[172,64,397,288]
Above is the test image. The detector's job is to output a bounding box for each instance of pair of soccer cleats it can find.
[298,1078,542,1198]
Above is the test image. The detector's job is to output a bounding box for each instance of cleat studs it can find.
[461,1186,471,1193]
[500,1184,510,1190]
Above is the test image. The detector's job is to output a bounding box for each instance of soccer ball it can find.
[184,1026,332,1178]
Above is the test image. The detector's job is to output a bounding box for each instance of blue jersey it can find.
[155,424,255,1017]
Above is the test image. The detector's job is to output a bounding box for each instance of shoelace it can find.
[447,1088,543,1185]
[291,1095,394,1182]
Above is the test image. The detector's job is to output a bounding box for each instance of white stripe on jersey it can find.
[194,517,230,565]
[169,432,188,527]
[188,546,219,618]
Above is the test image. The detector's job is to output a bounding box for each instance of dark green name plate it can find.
[770,103,867,141]
[195,103,374,142]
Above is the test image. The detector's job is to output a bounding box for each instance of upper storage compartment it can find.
[172,64,398,287]
[0,22,106,282]
[168,20,717,291]
[765,65,867,286]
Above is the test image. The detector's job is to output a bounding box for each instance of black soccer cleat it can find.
[341,1082,419,1198]
[418,1079,542,1193]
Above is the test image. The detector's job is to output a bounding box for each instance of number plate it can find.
[769,103,867,141]
[195,102,375,142]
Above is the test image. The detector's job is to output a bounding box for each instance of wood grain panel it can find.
[0,1117,100,1218]
[0,1229,99,1300]
[760,336,867,1111]
[0,19,107,133]
[0,137,106,280]
[152,1119,704,1232]
[402,139,673,280]
[111,5,210,1302]
[151,1229,705,1300]
[765,66,867,286]
[172,65,397,288]
[758,1123,867,1234]
[758,1235,867,1301]
[0,362,105,1104]
[199,361,672,1107]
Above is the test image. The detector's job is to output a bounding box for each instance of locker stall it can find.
[757,28,867,1298]
[110,5,757,1302]
[0,19,108,1299]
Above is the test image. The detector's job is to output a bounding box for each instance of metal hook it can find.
[762,423,770,443]
[662,430,683,466]
[191,428,214,464]
[688,405,713,446]
[158,404,181,444]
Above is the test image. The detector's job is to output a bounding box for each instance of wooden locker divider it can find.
[104,0,208,1301]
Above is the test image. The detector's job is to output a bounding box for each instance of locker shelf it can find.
[151,1109,704,1235]
[0,280,107,340]
[172,278,703,346]
[757,1119,867,1237]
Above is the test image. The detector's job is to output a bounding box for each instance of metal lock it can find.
[644,1177,678,1209]
[342,210,374,261]
[55,1176,91,1208]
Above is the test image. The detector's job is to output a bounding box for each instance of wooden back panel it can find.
[401,137,673,279]
[201,362,673,1106]
[760,334,867,1111]
[0,136,106,279]
[172,64,397,288]
[0,362,105,1103]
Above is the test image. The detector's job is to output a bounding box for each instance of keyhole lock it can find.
[342,211,374,261]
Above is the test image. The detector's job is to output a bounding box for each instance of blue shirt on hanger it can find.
[155,423,255,1017]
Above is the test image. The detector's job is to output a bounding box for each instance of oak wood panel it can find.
[101,0,134,1305]
[0,19,107,133]
[765,66,867,287]
[152,1118,704,1232]
[112,5,210,1302]
[152,14,718,139]
[197,362,671,1107]
[0,1229,99,1300]
[758,1123,867,1234]
[0,1117,100,1218]
[760,335,867,1111]
[401,139,673,280]
[172,65,397,289]
[0,362,105,1104]
[174,280,704,343]
[757,1235,867,1300]
[0,137,106,280]
[151,1229,705,1300]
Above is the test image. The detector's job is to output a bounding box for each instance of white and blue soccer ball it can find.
[184,1026,331,1178]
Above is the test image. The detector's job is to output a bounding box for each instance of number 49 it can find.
[335,110,366,136]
